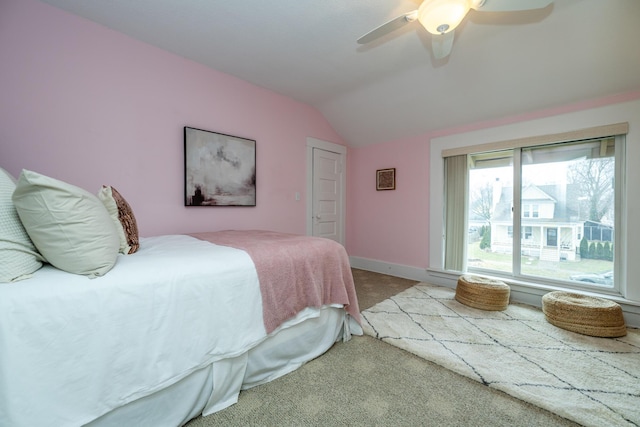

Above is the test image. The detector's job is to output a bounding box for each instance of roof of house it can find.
[492,184,580,223]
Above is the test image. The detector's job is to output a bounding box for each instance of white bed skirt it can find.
[88,306,362,426]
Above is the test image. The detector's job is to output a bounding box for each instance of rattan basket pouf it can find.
[541,291,627,337]
[455,275,510,311]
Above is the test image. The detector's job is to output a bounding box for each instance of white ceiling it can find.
[38,0,640,147]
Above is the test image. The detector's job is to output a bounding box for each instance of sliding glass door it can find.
[463,137,620,293]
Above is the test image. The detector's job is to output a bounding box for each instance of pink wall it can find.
[347,135,430,267]
[3,0,638,271]
[0,0,344,237]
[345,91,640,271]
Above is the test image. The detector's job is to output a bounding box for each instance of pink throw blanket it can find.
[190,230,361,334]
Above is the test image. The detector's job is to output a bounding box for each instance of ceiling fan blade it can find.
[471,0,553,12]
[431,31,455,59]
[357,11,418,44]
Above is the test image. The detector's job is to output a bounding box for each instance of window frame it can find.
[432,122,629,300]
[464,137,623,295]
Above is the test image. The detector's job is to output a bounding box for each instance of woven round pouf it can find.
[542,291,626,337]
[455,275,510,311]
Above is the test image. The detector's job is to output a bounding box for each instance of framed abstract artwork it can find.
[376,168,396,191]
[184,127,256,206]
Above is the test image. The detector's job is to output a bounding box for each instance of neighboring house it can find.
[490,183,584,262]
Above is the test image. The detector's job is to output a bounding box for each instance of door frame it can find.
[306,137,347,245]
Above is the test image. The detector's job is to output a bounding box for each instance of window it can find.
[460,135,623,293]
[546,228,557,247]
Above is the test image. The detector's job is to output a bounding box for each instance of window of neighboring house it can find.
[462,135,623,293]
[505,226,531,239]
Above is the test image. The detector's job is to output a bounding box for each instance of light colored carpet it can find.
[351,268,418,310]
[186,335,577,427]
[362,283,640,427]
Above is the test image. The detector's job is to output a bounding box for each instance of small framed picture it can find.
[376,168,396,191]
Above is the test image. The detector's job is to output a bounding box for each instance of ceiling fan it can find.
[357,0,553,59]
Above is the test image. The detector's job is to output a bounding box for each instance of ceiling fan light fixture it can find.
[417,0,471,35]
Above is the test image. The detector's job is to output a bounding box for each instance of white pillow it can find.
[12,170,120,278]
[0,168,43,282]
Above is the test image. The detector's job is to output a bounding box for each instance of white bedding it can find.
[89,304,352,427]
[0,234,333,426]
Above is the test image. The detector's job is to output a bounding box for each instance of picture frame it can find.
[184,126,256,206]
[376,168,396,191]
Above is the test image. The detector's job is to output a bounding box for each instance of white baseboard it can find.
[349,256,640,328]
[349,257,429,282]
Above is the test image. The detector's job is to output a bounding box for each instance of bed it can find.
[0,231,362,426]
[0,169,362,427]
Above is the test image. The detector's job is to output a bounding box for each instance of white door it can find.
[312,148,342,242]
[306,138,346,245]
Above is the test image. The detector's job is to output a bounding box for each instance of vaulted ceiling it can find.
[39,0,640,147]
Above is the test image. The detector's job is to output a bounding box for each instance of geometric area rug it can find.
[361,283,640,427]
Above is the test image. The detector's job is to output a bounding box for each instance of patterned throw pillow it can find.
[98,186,139,254]
[0,168,43,282]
